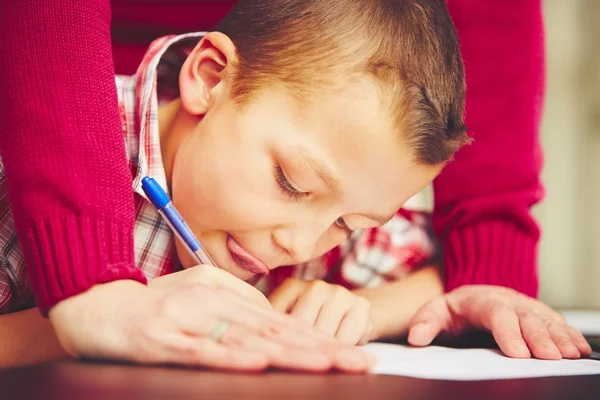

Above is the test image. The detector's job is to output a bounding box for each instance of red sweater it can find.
[0,0,544,315]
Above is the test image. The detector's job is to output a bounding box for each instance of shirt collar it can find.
[128,32,207,199]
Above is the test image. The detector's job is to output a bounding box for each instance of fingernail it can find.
[542,341,560,352]
[511,341,531,357]
[541,342,562,359]
[514,342,529,352]
[566,343,579,351]
[412,322,428,330]
[581,342,593,354]
[564,344,580,357]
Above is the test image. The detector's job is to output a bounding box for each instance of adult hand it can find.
[407,285,592,360]
[49,266,375,372]
[269,279,373,345]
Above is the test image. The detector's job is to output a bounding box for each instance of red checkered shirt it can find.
[0,33,438,314]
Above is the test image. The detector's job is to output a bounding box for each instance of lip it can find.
[226,235,270,275]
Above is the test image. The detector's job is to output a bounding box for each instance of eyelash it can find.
[273,165,353,238]
[274,165,309,201]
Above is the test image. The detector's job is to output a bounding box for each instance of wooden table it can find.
[1,360,598,400]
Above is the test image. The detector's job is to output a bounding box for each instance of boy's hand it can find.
[269,279,373,345]
[408,285,592,360]
[149,265,272,309]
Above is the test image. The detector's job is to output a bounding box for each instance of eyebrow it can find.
[289,146,396,227]
[290,146,341,194]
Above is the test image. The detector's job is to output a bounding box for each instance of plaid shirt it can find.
[0,33,437,314]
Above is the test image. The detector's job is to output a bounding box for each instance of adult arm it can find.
[435,0,545,298]
[0,0,145,316]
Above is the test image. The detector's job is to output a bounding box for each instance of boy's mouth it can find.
[226,234,270,275]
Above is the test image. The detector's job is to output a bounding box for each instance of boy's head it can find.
[159,0,469,281]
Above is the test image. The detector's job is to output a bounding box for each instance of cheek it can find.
[170,136,289,233]
[171,145,242,230]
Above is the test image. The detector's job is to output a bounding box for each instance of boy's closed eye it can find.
[273,164,309,201]
[273,164,353,238]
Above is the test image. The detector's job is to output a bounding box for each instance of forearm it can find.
[433,0,545,296]
[0,309,69,368]
[354,265,444,341]
[0,0,145,315]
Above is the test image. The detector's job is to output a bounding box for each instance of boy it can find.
[0,0,590,366]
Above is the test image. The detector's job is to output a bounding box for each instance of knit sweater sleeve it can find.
[0,0,146,316]
[434,0,545,298]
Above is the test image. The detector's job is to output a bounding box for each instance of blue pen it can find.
[141,177,216,266]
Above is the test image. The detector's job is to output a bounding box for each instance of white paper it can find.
[365,343,600,380]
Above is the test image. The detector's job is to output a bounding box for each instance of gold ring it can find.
[209,321,230,343]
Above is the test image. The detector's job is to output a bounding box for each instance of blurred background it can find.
[536,0,600,310]
[110,0,599,310]
[412,1,600,310]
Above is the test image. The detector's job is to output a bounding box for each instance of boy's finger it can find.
[314,294,350,336]
[519,313,561,360]
[218,306,374,373]
[217,286,342,349]
[357,324,372,346]
[268,285,301,313]
[487,306,531,358]
[335,302,370,345]
[173,266,271,309]
[206,268,272,309]
[547,322,580,359]
[290,292,326,325]
[566,326,592,356]
[218,294,338,349]
[226,282,336,344]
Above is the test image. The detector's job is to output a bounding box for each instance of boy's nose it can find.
[272,224,324,264]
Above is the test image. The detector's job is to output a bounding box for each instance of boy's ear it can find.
[179,32,237,116]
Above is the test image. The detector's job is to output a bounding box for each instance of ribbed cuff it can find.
[20,214,147,316]
[443,220,539,298]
